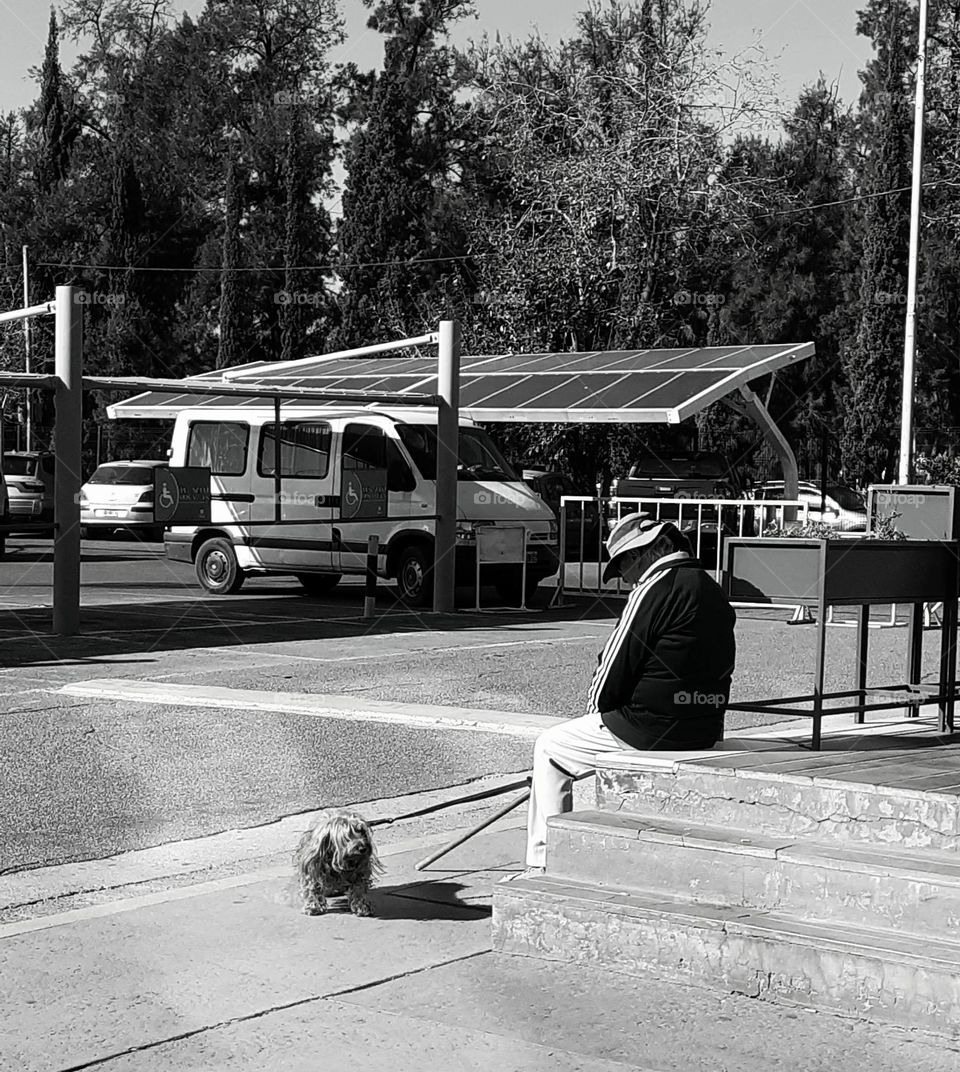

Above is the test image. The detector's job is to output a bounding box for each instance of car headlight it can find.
[455,521,476,543]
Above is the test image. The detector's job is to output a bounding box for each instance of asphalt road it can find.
[0,534,955,872]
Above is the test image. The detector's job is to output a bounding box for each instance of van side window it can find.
[396,425,435,479]
[187,421,249,475]
[385,438,415,492]
[342,425,386,471]
[259,422,331,478]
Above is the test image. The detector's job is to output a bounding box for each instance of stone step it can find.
[492,873,960,1037]
[595,753,960,850]
[546,810,960,937]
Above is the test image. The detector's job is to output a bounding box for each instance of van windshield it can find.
[396,426,519,481]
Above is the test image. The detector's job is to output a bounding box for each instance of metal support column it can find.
[433,319,460,613]
[737,385,799,502]
[53,285,83,636]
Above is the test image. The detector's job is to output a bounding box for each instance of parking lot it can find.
[0,533,953,874]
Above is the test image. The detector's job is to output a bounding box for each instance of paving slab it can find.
[0,824,527,1072]
[338,954,960,1072]
[84,996,649,1072]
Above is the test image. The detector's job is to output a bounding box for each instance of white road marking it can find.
[57,679,566,737]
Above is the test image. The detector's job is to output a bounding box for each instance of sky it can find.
[0,0,875,120]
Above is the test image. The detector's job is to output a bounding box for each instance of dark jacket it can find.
[588,552,736,750]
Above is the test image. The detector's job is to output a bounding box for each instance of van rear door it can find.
[248,419,336,572]
[187,419,252,524]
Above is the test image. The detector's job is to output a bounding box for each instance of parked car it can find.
[80,459,167,540]
[522,469,602,559]
[2,450,55,521]
[753,480,867,532]
[609,450,755,558]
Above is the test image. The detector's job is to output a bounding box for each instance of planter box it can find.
[722,537,959,607]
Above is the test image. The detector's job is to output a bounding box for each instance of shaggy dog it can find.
[294,810,382,916]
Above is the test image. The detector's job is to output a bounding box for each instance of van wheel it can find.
[396,544,433,607]
[195,537,245,595]
[296,573,341,596]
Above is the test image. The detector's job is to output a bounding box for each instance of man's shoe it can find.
[513,865,546,880]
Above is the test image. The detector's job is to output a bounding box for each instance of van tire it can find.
[195,537,245,595]
[395,544,433,607]
[296,573,341,596]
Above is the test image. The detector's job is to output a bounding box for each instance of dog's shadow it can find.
[279,879,491,921]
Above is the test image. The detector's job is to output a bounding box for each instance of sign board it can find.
[476,525,526,564]
[341,469,387,520]
[154,466,211,524]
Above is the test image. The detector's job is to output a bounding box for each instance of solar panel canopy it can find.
[109,343,815,423]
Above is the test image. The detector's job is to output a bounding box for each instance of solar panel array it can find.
[110,343,815,423]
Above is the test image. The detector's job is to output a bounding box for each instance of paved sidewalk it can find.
[4,787,960,1072]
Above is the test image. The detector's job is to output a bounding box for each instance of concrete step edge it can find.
[597,758,960,805]
[547,809,960,884]
[495,875,960,968]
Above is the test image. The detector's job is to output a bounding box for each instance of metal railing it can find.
[555,495,809,610]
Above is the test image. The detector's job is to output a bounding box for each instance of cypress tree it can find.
[34,8,76,192]
[840,0,914,485]
[218,154,242,370]
[281,109,306,364]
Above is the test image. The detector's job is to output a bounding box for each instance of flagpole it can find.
[898,0,929,485]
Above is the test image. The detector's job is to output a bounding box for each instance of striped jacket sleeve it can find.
[586,569,667,715]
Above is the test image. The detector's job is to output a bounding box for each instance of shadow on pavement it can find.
[372,881,492,920]
[0,586,621,668]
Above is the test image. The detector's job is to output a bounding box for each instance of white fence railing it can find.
[556,494,809,596]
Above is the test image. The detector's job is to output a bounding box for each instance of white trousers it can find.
[525,713,634,868]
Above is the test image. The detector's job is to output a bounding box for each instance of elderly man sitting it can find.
[524,513,737,872]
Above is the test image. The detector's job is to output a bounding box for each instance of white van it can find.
[164,405,559,604]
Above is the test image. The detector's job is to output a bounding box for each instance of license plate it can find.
[96,509,124,518]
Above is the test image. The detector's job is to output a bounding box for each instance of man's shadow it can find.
[370,879,493,920]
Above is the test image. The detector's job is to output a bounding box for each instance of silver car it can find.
[3,451,55,521]
[80,459,167,540]
[754,480,867,532]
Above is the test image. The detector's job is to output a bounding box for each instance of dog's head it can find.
[295,811,381,878]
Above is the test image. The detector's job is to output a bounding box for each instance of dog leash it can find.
[412,781,533,871]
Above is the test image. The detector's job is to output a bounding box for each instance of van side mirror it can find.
[387,460,416,493]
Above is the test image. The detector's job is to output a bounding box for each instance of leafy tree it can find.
[909,1,960,455]
[454,0,777,486]
[702,81,855,484]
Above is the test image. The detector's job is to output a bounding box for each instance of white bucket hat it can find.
[602,514,676,583]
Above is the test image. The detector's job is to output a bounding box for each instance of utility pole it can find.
[22,245,32,450]
[898,0,929,485]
